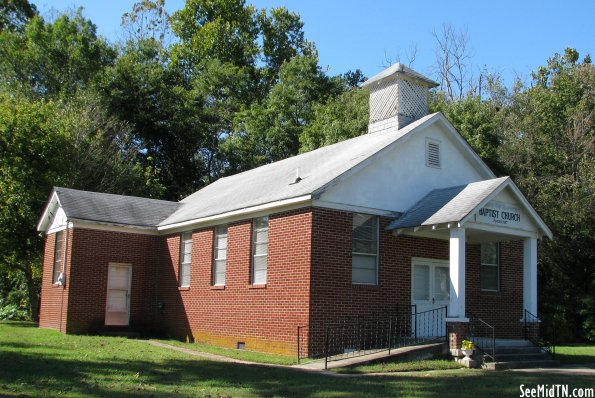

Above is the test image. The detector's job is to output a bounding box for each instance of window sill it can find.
[481,289,500,295]
[211,285,226,290]
[178,286,190,291]
[249,284,267,289]
[352,283,379,289]
[52,282,63,288]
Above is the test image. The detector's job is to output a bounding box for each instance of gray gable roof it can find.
[386,177,509,230]
[54,187,179,227]
[159,113,439,227]
[362,63,439,88]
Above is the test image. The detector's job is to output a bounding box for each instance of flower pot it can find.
[462,348,474,358]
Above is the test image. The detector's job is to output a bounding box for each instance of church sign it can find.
[476,200,521,227]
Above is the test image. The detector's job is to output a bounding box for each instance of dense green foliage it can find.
[430,49,594,341]
[0,0,592,342]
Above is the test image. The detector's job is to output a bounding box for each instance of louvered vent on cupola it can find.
[362,63,439,133]
[426,139,441,168]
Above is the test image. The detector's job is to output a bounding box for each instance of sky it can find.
[34,0,594,86]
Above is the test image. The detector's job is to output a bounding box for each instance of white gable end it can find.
[317,119,492,214]
[48,206,68,233]
[470,188,532,230]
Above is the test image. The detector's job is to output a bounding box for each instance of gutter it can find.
[157,194,314,233]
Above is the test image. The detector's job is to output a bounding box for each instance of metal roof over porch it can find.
[386,176,553,242]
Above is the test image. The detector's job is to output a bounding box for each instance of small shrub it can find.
[461,340,475,350]
[0,304,30,321]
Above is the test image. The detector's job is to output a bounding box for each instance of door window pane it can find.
[413,265,430,301]
[433,266,450,301]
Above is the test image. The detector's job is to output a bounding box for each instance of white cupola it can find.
[362,63,439,133]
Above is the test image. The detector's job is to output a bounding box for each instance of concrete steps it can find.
[478,340,558,370]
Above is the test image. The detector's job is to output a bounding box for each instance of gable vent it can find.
[426,139,441,168]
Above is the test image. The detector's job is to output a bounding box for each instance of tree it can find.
[300,85,368,152]
[497,49,594,341]
[431,23,475,101]
[0,9,115,98]
[0,91,162,321]
[225,54,342,170]
[96,37,208,199]
[430,92,503,173]
[121,0,171,46]
[0,0,36,32]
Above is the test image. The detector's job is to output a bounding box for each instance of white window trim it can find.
[251,216,269,285]
[53,230,64,284]
[213,225,227,286]
[352,214,379,285]
[179,232,192,287]
[480,242,500,292]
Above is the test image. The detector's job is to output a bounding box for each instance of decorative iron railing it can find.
[524,309,556,358]
[468,315,496,363]
[297,305,448,368]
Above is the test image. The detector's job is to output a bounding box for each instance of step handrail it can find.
[524,309,556,358]
[468,315,496,363]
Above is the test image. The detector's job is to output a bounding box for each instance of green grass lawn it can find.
[333,359,465,374]
[1,321,593,398]
[556,345,595,365]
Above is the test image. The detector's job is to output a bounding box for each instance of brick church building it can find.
[37,64,551,356]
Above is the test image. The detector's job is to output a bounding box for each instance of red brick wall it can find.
[466,240,524,338]
[59,228,159,334]
[38,206,526,352]
[309,208,525,340]
[39,229,72,331]
[156,209,312,355]
[309,208,449,324]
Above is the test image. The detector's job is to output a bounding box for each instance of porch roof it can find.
[386,177,552,240]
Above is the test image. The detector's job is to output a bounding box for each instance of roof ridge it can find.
[54,186,179,206]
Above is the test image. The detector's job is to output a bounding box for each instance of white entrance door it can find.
[105,263,132,326]
[411,258,449,337]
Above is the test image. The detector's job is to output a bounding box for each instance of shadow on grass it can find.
[1,336,594,397]
[1,321,38,328]
[556,353,595,365]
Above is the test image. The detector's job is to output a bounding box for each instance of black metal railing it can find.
[524,309,556,358]
[468,315,496,363]
[297,306,448,367]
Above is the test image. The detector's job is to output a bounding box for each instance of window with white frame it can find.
[252,216,268,284]
[179,232,192,287]
[352,214,378,284]
[213,225,227,286]
[481,242,499,291]
[53,230,64,283]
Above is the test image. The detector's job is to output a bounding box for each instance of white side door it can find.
[105,263,132,326]
[411,258,449,337]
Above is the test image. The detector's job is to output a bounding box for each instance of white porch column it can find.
[447,227,467,320]
[523,237,538,317]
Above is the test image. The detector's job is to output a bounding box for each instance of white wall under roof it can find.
[468,187,534,232]
[318,122,487,214]
[48,206,67,233]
